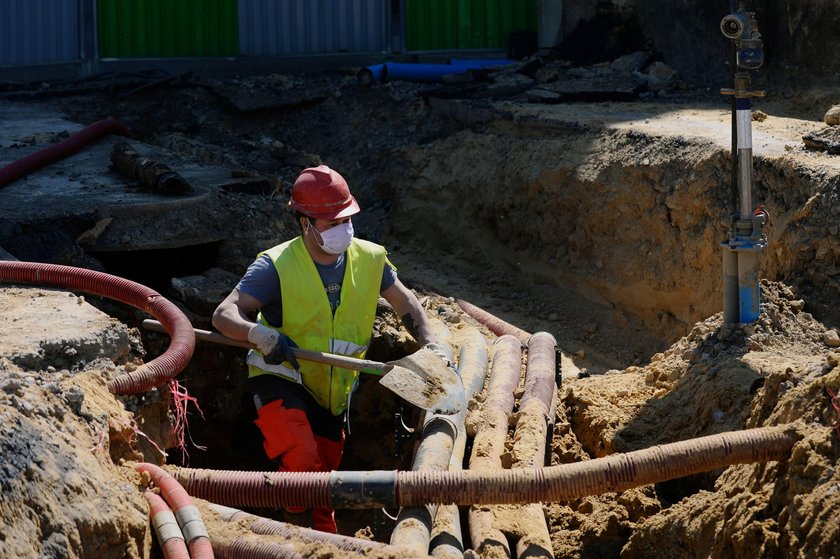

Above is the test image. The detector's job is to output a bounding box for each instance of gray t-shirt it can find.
[237,252,397,326]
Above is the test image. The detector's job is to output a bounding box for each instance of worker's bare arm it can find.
[212,289,264,341]
[381,279,435,346]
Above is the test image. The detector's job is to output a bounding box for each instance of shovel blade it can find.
[379,347,466,415]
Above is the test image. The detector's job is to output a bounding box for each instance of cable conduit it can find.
[144,491,190,559]
[208,503,407,555]
[169,425,797,509]
[509,332,557,559]
[468,335,523,557]
[455,298,531,346]
[0,261,195,394]
[0,117,130,189]
[430,327,490,559]
[137,462,214,559]
[214,538,305,559]
[390,342,458,554]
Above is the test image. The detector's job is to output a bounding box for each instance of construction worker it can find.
[212,164,441,533]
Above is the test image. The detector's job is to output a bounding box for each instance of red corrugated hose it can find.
[137,463,214,559]
[0,117,130,188]
[144,491,190,559]
[0,261,195,394]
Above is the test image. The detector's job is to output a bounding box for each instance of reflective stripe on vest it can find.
[247,236,386,415]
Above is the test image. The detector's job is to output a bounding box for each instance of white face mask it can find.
[311,221,354,255]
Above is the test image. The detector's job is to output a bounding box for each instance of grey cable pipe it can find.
[390,341,459,555]
[511,333,557,559]
[431,328,490,559]
[169,425,796,509]
[212,537,305,559]
[514,333,557,469]
[208,503,404,555]
[468,335,523,557]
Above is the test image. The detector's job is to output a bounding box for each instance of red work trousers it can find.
[254,398,344,532]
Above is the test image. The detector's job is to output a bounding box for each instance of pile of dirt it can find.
[546,281,840,558]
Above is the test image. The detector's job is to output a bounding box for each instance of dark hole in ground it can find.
[87,242,220,294]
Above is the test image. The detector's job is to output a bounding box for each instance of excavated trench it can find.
[2,72,840,556]
[93,85,839,545]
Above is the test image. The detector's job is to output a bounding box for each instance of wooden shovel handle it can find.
[141,319,388,373]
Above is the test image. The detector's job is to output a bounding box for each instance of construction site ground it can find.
[1,58,839,558]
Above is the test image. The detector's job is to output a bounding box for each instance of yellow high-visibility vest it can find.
[247,236,385,415]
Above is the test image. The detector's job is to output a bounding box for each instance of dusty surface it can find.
[1,53,840,559]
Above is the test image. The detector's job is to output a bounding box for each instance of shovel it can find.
[142,319,465,415]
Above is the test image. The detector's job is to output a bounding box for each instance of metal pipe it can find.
[736,97,754,220]
[722,247,740,325]
[0,261,196,394]
[0,117,130,188]
[738,248,761,323]
[169,425,797,508]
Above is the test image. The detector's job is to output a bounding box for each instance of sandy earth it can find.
[1,60,840,558]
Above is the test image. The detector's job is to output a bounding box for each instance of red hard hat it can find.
[288,165,360,220]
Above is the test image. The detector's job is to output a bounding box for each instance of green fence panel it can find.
[98,0,238,58]
[405,0,537,51]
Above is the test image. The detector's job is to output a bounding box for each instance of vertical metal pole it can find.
[736,96,754,220]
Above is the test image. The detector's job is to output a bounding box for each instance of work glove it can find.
[248,323,300,370]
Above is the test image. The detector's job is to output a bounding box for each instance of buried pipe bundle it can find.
[430,328,490,559]
[0,261,195,395]
[137,463,214,559]
[144,491,190,559]
[509,333,557,559]
[390,340,459,554]
[455,298,531,346]
[0,117,130,188]
[468,335,523,556]
[209,503,403,555]
[169,425,798,509]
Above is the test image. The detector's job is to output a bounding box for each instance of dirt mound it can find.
[549,281,840,558]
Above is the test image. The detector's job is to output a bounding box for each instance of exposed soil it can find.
[1,55,840,558]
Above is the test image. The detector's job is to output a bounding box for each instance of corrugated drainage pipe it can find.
[455,298,531,346]
[137,463,214,559]
[0,117,131,188]
[209,503,407,555]
[144,491,190,559]
[213,538,306,559]
[169,425,797,509]
[0,261,195,394]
